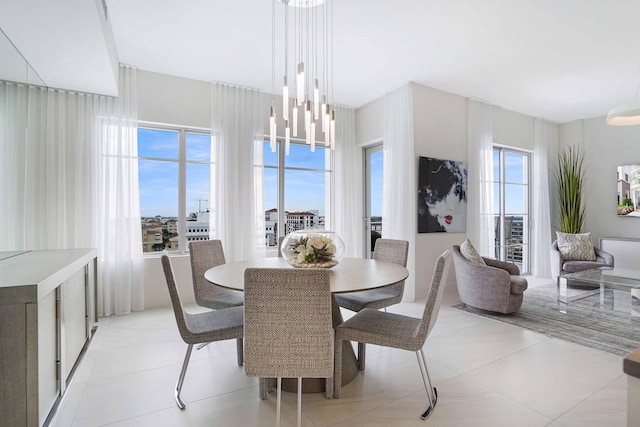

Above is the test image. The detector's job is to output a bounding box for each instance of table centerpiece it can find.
[281,230,345,268]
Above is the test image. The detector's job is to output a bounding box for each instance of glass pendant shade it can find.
[321,99,327,132]
[271,0,337,154]
[292,102,298,136]
[304,100,311,136]
[282,76,289,121]
[330,110,335,150]
[269,106,277,152]
[296,63,305,103]
[285,120,291,155]
[313,79,319,120]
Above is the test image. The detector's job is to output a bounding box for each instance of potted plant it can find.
[554,145,586,233]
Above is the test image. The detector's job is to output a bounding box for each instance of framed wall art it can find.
[417,156,468,233]
[617,164,640,217]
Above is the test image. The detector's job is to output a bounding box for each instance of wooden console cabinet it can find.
[0,249,98,427]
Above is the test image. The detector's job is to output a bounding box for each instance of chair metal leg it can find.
[175,344,194,409]
[420,387,438,420]
[276,377,282,427]
[236,337,243,366]
[421,349,437,404]
[198,339,242,365]
[297,377,302,427]
[416,349,438,420]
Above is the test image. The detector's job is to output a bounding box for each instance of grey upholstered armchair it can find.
[451,245,527,314]
[550,239,614,284]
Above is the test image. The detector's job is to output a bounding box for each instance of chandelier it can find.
[270,0,335,155]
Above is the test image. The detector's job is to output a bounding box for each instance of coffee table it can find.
[558,268,640,317]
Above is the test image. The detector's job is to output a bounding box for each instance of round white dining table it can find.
[204,257,409,393]
[204,257,409,293]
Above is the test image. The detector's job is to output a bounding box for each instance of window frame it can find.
[492,144,531,273]
[262,137,333,251]
[363,143,383,257]
[137,121,213,255]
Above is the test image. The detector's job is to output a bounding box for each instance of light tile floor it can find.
[51,278,627,427]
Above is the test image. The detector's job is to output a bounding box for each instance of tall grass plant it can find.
[554,145,586,233]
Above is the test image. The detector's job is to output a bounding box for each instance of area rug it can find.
[453,283,640,357]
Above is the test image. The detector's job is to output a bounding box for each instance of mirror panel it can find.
[0,28,45,87]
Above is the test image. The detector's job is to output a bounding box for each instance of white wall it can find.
[493,107,534,150]
[144,255,195,308]
[137,70,543,308]
[137,70,212,307]
[355,98,384,145]
[558,117,640,245]
[412,84,467,302]
[136,69,329,308]
[355,83,538,303]
[138,70,210,128]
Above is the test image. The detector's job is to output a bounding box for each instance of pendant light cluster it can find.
[270,0,335,155]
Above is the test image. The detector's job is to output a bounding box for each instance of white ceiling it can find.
[3,0,640,124]
[0,0,119,96]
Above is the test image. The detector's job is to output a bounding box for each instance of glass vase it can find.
[281,230,345,268]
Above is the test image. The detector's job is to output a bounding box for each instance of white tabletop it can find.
[204,257,409,294]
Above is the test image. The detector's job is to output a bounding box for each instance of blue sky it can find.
[138,128,529,221]
[493,150,528,215]
[139,127,370,218]
[138,129,212,217]
[263,142,329,215]
[369,150,383,217]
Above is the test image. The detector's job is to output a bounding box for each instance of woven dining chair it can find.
[334,238,409,369]
[335,238,409,312]
[161,254,244,409]
[189,240,244,309]
[244,268,334,427]
[333,250,451,420]
[189,240,244,355]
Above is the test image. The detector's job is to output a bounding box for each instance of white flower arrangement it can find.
[287,233,337,266]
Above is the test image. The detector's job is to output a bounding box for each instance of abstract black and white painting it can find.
[418,156,468,233]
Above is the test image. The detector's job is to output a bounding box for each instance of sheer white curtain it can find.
[0,83,101,251]
[383,83,416,300]
[1,82,48,250]
[97,65,144,316]
[332,105,362,257]
[0,66,144,316]
[466,99,495,256]
[532,118,556,277]
[211,83,265,262]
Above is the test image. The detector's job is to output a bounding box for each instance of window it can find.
[263,139,331,248]
[492,147,530,273]
[364,144,383,257]
[138,124,213,254]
